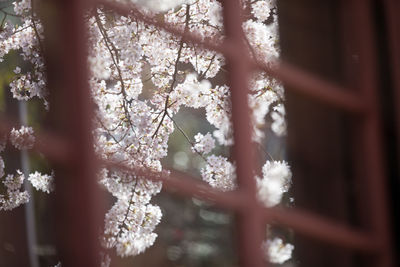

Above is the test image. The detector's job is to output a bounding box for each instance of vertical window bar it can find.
[221,1,266,266]
[39,0,103,266]
[351,0,394,266]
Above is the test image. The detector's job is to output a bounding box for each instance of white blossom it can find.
[13,0,31,15]
[243,19,279,63]
[14,67,21,74]
[0,170,29,211]
[28,171,54,193]
[169,73,212,110]
[0,157,4,178]
[10,126,35,150]
[249,75,279,142]
[130,0,191,12]
[192,132,215,154]
[0,133,7,153]
[102,197,162,257]
[201,155,236,191]
[207,0,223,27]
[100,253,111,267]
[263,237,294,264]
[251,0,274,22]
[257,161,292,207]
[271,104,287,136]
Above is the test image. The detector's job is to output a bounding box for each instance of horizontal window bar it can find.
[263,206,377,253]
[101,159,247,210]
[102,158,377,254]
[0,117,73,164]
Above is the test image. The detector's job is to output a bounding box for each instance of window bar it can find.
[383,0,400,161]
[39,0,103,266]
[255,61,366,113]
[351,0,394,266]
[0,117,72,164]
[221,0,266,266]
[262,207,375,252]
[104,152,376,253]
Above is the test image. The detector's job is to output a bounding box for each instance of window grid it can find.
[0,0,393,266]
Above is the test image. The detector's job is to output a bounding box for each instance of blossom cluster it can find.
[0,126,31,210]
[10,126,35,150]
[263,237,295,264]
[201,155,236,191]
[257,160,292,207]
[0,0,293,264]
[192,132,215,154]
[28,171,54,193]
[0,170,29,211]
[99,170,163,256]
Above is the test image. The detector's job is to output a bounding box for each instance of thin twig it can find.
[152,4,191,139]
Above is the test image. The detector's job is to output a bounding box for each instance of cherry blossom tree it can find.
[0,0,293,265]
